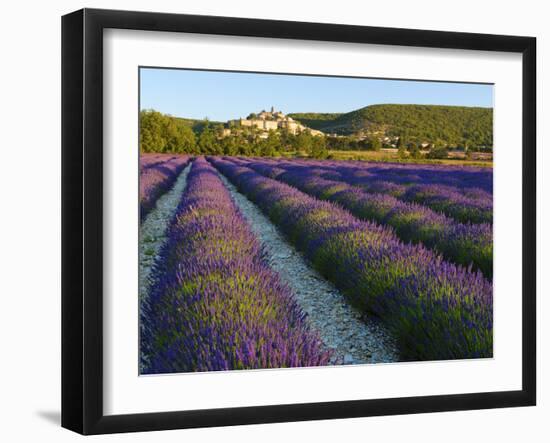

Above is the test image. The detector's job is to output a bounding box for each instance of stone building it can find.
[234,107,323,136]
[239,118,278,131]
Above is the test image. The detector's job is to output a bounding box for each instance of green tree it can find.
[309,136,329,159]
[397,137,408,159]
[259,131,280,157]
[398,145,408,159]
[198,124,219,154]
[140,110,167,152]
[140,109,200,153]
[397,135,408,150]
[294,131,313,154]
[221,136,239,156]
[409,144,422,159]
[238,141,252,156]
[427,146,449,159]
[370,137,382,151]
[212,124,225,138]
[279,128,296,152]
[164,119,196,153]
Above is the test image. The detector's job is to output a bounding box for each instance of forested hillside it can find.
[173,116,223,133]
[290,104,493,148]
[285,112,344,131]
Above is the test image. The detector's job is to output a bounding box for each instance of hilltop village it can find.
[225,107,325,139]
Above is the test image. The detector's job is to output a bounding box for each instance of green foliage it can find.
[140,110,197,153]
[396,136,406,149]
[294,131,313,153]
[172,116,223,134]
[141,106,491,161]
[370,137,382,151]
[140,110,230,154]
[325,135,380,152]
[325,136,353,151]
[309,136,329,159]
[427,146,449,159]
[291,104,493,149]
[197,124,221,155]
[140,110,166,152]
[398,144,408,159]
[257,131,281,157]
[287,112,344,130]
[279,128,296,149]
[218,136,240,156]
[408,144,423,159]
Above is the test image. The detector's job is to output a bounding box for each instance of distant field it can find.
[280,149,493,167]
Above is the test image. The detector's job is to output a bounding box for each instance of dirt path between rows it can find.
[218,171,400,365]
[139,163,193,310]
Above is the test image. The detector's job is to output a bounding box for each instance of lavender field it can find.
[139,153,493,374]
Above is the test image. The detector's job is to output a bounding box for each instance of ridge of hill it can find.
[289,104,493,147]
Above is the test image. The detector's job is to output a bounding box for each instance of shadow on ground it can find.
[36,410,60,426]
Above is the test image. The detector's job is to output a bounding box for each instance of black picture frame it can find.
[61,8,537,435]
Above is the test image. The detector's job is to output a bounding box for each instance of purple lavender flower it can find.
[140,155,191,220]
[237,159,493,278]
[210,157,493,361]
[141,157,331,374]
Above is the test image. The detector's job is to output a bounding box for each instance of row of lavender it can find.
[139,154,191,221]
[210,157,493,361]
[308,159,494,193]
[232,158,493,278]
[314,161,492,224]
[141,158,330,373]
[253,158,493,224]
[343,172,492,224]
[139,153,178,172]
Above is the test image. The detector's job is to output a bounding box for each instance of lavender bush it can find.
[324,167,493,224]
[237,159,493,278]
[140,153,176,172]
[139,155,191,221]
[211,157,493,361]
[141,157,330,374]
[400,183,492,224]
[240,158,493,224]
[304,159,494,193]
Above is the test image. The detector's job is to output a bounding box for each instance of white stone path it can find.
[218,171,400,365]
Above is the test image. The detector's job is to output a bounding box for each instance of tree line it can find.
[140,108,492,160]
[140,110,329,158]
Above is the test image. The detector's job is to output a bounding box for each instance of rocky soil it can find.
[218,172,400,365]
[139,164,192,311]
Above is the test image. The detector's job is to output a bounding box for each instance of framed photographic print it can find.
[61,8,536,435]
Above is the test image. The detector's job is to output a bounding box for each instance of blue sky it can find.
[140,68,493,122]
